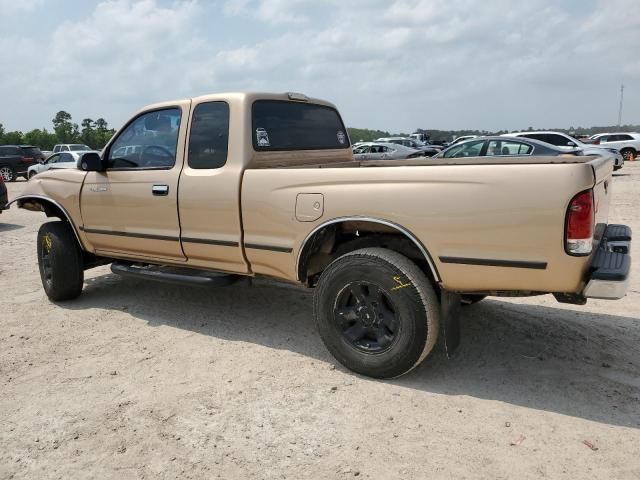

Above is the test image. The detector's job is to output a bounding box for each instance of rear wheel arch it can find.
[296,217,440,287]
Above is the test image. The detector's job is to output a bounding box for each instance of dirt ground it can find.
[1,163,639,480]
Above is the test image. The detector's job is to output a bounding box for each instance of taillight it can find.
[21,157,33,163]
[593,138,600,145]
[565,189,594,256]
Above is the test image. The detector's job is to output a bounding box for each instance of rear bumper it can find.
[582,224,632,300]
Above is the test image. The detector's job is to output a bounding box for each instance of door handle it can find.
[152,184,169,196]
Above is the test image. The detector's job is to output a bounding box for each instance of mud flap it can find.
[440,291,461,358]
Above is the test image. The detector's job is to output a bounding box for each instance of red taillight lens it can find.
[21,157,33,163]
[566,190,594,255]
[593,138,600,145]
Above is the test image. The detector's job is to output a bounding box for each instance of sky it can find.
[1,0,639,134]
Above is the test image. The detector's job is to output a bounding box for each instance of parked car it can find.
[52,144,92,153]
[27,151,98,179]
[8,91,631,380]
[435,136,580,159]
[19,145,46,163]
[589,132,640,162]
[375,137,441,156]
[40,150,53,159]
[0,174,7,212]
[0,145,38,181]
[409,133,429,143]
[353,142,426,160]
[503,131,624,170]
[450,135,478,146]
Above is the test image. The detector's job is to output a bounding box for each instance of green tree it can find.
[94,118,115,148]
[3,131,24,145]
[80,118,96,147]
[23,129,57,150]
[52,110,77,143]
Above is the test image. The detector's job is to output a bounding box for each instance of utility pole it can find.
[617,83,624,126]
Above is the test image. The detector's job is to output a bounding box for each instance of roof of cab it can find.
[141,92,338,113]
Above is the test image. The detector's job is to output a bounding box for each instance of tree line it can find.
[0,111,116,150]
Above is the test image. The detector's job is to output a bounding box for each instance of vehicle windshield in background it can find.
[70,144,91,151]
[252,100,350,151]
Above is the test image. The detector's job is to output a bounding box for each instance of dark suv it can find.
[0,145,37,181]
[19,145,46,163]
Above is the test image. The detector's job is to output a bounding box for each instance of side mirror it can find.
[567,141,576,147]
[79,152,104,172]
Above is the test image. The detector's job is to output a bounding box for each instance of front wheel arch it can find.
[16,196,87,250]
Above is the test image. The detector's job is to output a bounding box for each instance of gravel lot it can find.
[1,164,639,479]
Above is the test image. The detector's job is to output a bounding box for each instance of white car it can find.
[503,131,625,170]
[589,132,640,162]
[52,143,92,153]
[27,150,97,178]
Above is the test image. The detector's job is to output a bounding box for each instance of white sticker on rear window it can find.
[256,128,270,147]
[337,130,346,145]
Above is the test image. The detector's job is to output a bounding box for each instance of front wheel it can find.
[37,221,84,301]
[313,248,440,379]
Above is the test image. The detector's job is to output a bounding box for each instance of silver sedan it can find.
[352,142,425,161]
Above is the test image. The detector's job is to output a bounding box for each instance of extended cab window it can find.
[252,100,349,151]
[188,102,230,169]
[107,108,181,169]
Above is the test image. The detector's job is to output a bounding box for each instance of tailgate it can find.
[589,155,614,247]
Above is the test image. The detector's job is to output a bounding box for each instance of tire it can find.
[461,294,487,306]
[0,166,14,182]
[621,149,636,162]
[313,247,440,379]
[28,171,37,179]
[37,221,84,301]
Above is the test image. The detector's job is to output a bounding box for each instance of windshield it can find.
[70,144,91,151]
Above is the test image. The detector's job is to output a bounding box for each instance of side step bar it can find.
[111,262,240,287]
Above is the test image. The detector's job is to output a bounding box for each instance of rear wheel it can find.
[313,248,440,379]
[37,221,84,301]
[621,148,636,162]
[0,166,14,182]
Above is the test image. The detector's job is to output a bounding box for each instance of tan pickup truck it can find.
[10,92,632,378]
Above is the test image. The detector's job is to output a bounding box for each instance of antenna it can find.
[617,83,624,126]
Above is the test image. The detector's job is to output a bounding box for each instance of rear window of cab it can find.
[252,100,350,151]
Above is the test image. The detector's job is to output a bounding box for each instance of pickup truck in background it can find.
[10,92,632,378]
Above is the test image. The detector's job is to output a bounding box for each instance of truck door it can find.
[177,99,249,273]
[80,102,190,262]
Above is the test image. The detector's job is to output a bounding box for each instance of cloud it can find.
[1,0,639,132]
[0,0,42,16]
